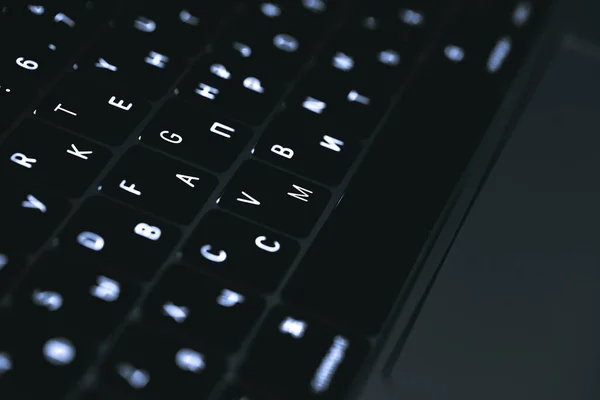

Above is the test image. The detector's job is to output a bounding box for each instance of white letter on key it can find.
[271,144,294,159]
[195,83,219,100]
[160,130,183,144]
[210,122,234,139]
[95,57,118,71]
[176,174,199,188]
[255,236,281,253]
[119,180,142,196]
[10,153,37,169]
[319,135,344,152]
[54,103,77,116]
[67,144,93,160]
[77,232,105,251]
[22,194,47,213]
[108,96,133,111]
[53,13,75,28]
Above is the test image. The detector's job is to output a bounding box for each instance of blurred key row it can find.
[0,252,368,399]
[0,0,429,131]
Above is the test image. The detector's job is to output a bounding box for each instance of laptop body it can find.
[358,0,600,399]
[1,0,598,399]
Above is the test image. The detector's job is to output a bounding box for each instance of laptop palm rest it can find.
[390,36,600,400]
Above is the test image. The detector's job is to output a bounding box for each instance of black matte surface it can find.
[390,36,600,400]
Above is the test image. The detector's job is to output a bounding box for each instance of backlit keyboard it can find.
[0,1,549,399]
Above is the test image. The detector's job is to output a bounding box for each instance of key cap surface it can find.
[13,251,139,341]
[0,311,96,398]
[177,54,283,125]
[4,1,111,45]
[215,0,339,83]
[101,146,217,224]
[142,264,264,351]
[115,1,229,58]
[0,37,72,89]
[316,27,412,97]
[283,75,387,139]
[74,32,184,101]
[240,306,368,399]
[98,326,225,398]
[59,196,180,280]
[0,179,71,253]
[254,109,361,185]
[0,119,112,197]
[37,76,150,145]
[181,211,299,292]
[141,100,252,172]
[217,160,331,237]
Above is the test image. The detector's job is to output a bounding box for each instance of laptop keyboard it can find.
[0,0,549,399]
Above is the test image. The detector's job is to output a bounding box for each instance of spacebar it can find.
[282,63,500,334]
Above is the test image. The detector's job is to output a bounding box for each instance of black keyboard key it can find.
[241,307,368,399]
[177,54,283,125]
[283,73,387,138]
[217,160,330,237]
[0,312,95,398]
[36,76,151,145]
[244,0,339,39]
[181,211,299,292]
[76,36,183,100]
[316,30,412,96]
[0,180,70,253]
[100,146,217,224]
[0,252,23,297]
[74,32,184,101]
[115,1,230,59]
[0,119,111,196]
[0,38,72,89]
[505,1,546,34]
[1,0,108,89]
[254,109,361,185]
[439,29,510,90]
[13,252,139,341]
[3,2,111,45]
[0,82,31,132]
[59,196,180,280]
[141,100,253,172]
[353,0,442,40]
[99,326,224,398]
[440,1,548,93]
[212,28,308,82]
[213,0,339,82]
[143,264,264,351]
